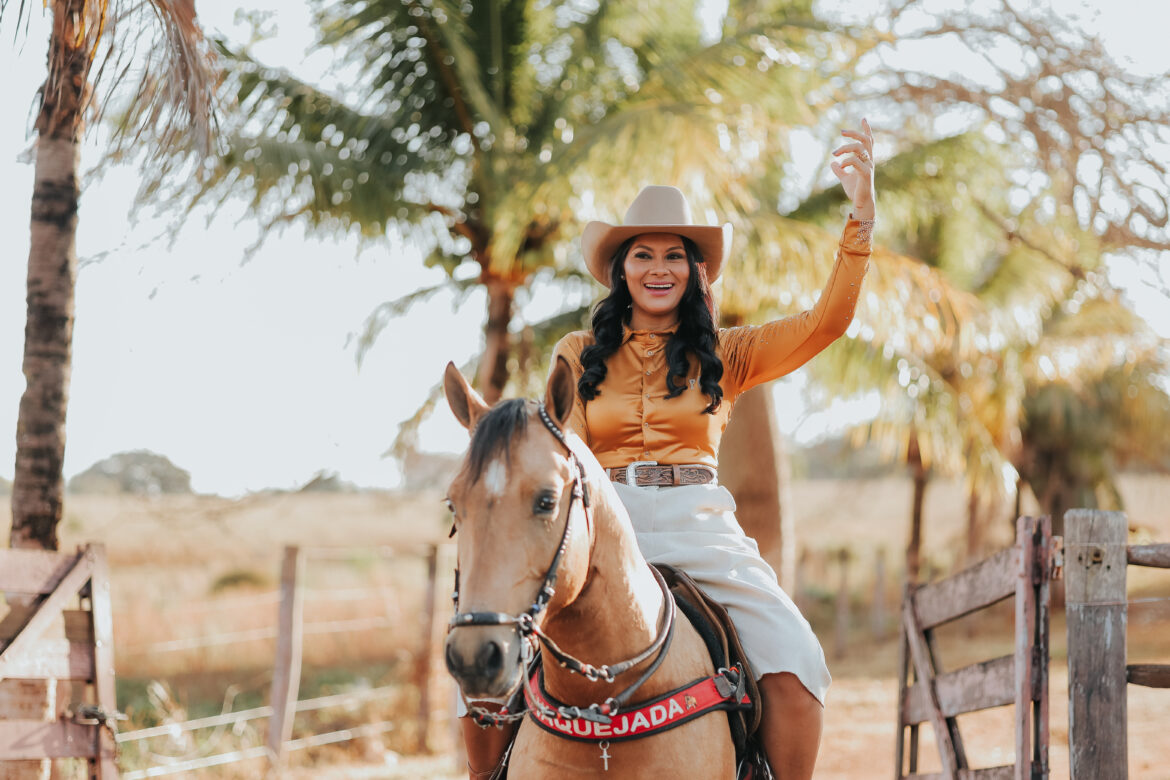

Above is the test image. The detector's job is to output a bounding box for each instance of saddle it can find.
[481,565,771,779]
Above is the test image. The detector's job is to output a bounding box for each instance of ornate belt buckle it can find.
[625,460,657,486]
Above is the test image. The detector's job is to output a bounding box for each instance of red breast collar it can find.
[524,665,751,743]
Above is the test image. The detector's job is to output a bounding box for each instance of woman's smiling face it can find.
[622,232,691,329]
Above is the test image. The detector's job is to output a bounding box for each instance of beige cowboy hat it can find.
[581,185,733,287]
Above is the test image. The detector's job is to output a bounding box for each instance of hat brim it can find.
[581,222,732,288]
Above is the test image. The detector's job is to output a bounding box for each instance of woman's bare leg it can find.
[758,672,823,780]
[461,715,517,779]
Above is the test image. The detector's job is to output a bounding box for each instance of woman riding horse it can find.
[460,119,877,778]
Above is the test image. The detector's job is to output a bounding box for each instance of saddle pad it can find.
[652,561,765,772]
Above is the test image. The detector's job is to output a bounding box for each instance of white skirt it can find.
[614,481,831,705]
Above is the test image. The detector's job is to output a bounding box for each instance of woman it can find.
[465,120,875,779]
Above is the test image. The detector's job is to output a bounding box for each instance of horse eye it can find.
[534,492,557,514]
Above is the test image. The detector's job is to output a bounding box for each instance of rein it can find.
[449,402,678,727]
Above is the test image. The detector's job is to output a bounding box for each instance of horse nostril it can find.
[445,642,464,675]
[476,639,504,677]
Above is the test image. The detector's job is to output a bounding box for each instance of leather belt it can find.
[606,461,717,487]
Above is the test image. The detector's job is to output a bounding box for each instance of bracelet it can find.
[854,219,875,244]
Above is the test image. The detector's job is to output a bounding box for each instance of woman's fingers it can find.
[835,154,872,173]
[840,120,874,156]
[832,141,870,161]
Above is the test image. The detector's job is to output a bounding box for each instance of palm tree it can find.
[137,0,864,405]
[3,0,218,551]
[1017,293,1170,528]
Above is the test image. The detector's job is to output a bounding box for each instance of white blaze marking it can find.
[483,457,507,496]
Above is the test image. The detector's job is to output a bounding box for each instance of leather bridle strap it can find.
[530,564,676,684]
[448,443,584,632]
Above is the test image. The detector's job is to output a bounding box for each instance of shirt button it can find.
[645,370,651,375]
[645,394,651,399]
[649,334,656,339]
[647,349,655,356]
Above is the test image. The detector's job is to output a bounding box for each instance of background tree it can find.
[3,0,218,551]
[140,0,848,404]
[794,0,1170,577]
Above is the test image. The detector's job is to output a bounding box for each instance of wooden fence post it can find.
[416,544,449,753]
[834,548,850,660]
[794,547,807,616]
[88,544,120,779]
[267,546,304,774]
[1065,509,1127,779]
[872,547,888,641]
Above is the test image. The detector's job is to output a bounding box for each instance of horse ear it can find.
[544,356,576,429]
[443,362,490,431]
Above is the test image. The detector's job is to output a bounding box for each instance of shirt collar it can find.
[621,323,679,344]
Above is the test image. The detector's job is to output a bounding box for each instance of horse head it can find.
[441,357,595,701]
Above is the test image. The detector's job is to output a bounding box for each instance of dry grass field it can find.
[3,475,1168,778]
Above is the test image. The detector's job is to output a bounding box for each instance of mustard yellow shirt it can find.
[552,219,873,470]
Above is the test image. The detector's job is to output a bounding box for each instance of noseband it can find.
[449,402,677,727]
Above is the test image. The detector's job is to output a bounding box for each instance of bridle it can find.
[448,402,678,727]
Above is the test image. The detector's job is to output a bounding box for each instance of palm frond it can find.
[721,214,986,362]
[1024,293,1164,389]
[389,355,478,462]
[817,334,1013,497]
[102,0,219,156]
[3,0,218,152]
[131,44,463,238]
[312,0,501,139]
[356,276,480,365]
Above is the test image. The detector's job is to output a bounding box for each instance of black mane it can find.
[466,399,529,483]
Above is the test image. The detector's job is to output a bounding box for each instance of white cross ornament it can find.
[599,740,611,771]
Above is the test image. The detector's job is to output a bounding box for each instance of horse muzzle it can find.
[445,626,524,699]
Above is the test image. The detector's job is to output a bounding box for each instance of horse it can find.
[441,357,742,779]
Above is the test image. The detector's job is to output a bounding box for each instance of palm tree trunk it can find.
[718,384,796,592]
[478,278,514,405]
[906,433,929,584]
[9,0,87,553]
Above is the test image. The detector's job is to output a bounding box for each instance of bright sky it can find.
[0,0,1167,495]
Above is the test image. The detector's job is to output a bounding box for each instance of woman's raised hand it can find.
[830,118,876,221]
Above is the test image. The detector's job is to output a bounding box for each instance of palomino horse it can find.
[442,358,740,779]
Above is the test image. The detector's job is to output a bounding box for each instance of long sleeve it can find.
[720,218,873,395]
[550,332,591,440]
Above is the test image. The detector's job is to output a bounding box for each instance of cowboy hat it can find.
[581,185,733,287]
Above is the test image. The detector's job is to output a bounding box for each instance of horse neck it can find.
[538,456,669,704]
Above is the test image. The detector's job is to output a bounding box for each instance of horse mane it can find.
[466,399,530,483]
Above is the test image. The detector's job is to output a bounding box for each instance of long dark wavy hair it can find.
[579,235,723,414]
